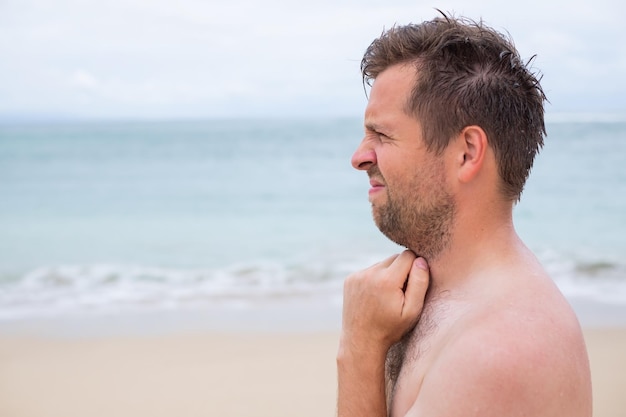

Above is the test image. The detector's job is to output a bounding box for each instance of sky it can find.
[1,0,625,120]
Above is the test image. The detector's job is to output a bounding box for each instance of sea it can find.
[1,118,625,331]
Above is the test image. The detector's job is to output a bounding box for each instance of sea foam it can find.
[1,253,625,320]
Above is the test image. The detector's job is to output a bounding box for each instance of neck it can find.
[421,199,521,294]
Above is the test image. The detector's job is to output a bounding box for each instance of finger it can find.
[387,250,417,287]
[402,257,430,319]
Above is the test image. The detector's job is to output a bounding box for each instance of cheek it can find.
[377,151,414,184]
[422,160,450,196]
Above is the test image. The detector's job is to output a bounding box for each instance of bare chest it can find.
[386,302,458,416]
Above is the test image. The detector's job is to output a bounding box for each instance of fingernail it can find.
[414,257,428,270]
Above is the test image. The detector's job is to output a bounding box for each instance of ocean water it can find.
[0,118,625,322]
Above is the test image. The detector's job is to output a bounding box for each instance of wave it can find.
[1,253,625,320]
[0,261,348,320]
[536,250,626,305]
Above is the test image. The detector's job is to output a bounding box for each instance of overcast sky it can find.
[1,0,624,120]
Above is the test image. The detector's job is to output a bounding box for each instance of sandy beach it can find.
[0,326,625,417]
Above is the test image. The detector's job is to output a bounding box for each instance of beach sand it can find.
[0,328,624,417]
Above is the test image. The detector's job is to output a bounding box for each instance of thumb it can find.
[402,257,430,320]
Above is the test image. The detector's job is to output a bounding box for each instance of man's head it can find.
[361,13,547,201]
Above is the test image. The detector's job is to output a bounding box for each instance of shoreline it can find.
[1,295,626,338]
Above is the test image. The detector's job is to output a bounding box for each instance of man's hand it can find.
[337,250,430,417]
[340,250,430,355]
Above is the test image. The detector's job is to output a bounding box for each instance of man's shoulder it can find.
[410,288,592,416]
[446,301,585,374]
[457,261,585,360]
[449,276,590,384]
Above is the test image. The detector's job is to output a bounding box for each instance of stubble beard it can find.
[370,168,456,262]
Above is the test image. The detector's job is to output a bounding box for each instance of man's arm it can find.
[337,250,430,417]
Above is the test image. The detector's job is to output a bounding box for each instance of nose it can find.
[351,138,377,171]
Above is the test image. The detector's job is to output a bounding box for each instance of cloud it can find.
[1,0,625,119]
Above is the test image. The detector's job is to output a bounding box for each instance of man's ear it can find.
[456,125,488,183]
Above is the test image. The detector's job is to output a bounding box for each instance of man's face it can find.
[351,64,455,260]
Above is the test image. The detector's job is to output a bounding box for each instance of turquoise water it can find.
[0,118,625,319]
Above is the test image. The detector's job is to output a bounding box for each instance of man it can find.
[337,14,592,417]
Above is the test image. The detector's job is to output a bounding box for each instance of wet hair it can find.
[361,12,547,201]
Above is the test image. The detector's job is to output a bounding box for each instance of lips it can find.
[368,178,385,196]
[367,167,385,197]
[369,178,384,188]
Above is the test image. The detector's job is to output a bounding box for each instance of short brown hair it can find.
[361,13,547,201]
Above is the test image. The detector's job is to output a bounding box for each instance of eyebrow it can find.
[365,122,385,133]
[365,122,393,137]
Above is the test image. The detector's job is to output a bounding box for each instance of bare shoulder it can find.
[407,273,592,417]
